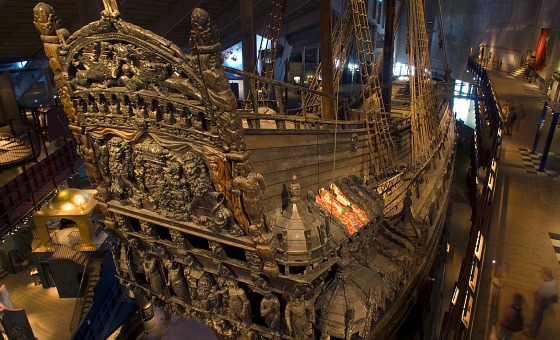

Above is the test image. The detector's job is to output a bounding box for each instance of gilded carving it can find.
[190,8,245,153]
[260,290,281,333]
[249,225,279,278]
[217,280,251,324]
[232,163,267,230]
[166,261,189,301]
[33,3,75,123]
[202,146,250,233]
[142,253,166,298]
[285,290,314,339]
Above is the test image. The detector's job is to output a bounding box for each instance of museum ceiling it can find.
[0,0,321,65]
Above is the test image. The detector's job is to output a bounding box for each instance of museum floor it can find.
[1,68,560,339]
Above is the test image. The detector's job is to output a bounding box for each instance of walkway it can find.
[470,69,560,339]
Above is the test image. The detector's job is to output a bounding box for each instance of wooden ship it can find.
[34,0,456,338]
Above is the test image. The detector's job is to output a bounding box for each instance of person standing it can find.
[497,293,525,340]
[524,267,558,338]
[506,103,517,136]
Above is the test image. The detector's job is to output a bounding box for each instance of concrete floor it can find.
[1,68,560,339]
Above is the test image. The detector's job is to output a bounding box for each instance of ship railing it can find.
[224,66,348,119]
[239,109,369,131]
[67,230,82,248]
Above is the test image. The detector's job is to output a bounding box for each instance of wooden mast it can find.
[320,0,335,120]
[382,0,396,114]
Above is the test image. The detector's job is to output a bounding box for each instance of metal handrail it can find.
[69,257,93,332]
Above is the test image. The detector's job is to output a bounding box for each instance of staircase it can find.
[80,262,101,323]
[82,280,126,340]
[509,67,527,79]
[71,253,138,340]
[51,244,89,266]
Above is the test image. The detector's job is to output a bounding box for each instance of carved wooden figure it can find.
[260,291,281,333]
[166,261,189,301]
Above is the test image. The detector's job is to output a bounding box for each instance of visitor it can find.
[497,293,525,340]
[506,104,517,136]
[524,267,558,338]
[515,104,526,132]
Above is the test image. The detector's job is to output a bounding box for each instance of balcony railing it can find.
[0,137,83,235]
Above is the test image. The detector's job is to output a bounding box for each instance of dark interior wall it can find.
[49,258,85,298]
[0,225,33,274]
[432,0,551,81]
[0,72,21,126]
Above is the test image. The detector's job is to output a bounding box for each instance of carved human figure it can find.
[111,241,124,277]
[33,3,76,123]
[143,254,165,297]
[208,241,226,260]
[260,291,281,333]
[92,138,110,182]
[112,213,132,231]
[222,280,250,323]
[289,174,301,203]
[148,103,161,121]
[196,273,219,312]
[183,255,200,301]
[132,98,147,118]
[211,196,244,236]
[76,136,106,199]
[204,148,250,232]
[107,136,136,200]
[182,151,213,212]
[250,224,279,277]
[166,261,189,301]
[119,63,146,91]
[108,96,120,115]
[285,291,314,338]
[116,241,136,282]
[139,220,159,239]
[162,106,175,124]
[190,8,245,152]
[232,163,266,229]
[170,229,190,249]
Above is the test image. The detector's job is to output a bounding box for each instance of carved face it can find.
[183,152,199,176]
[33,3,55,35]
[290,182,300,199]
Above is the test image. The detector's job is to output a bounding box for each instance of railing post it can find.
[249,79,259,115]
[275,85,284,114]
[301,90,307,119]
